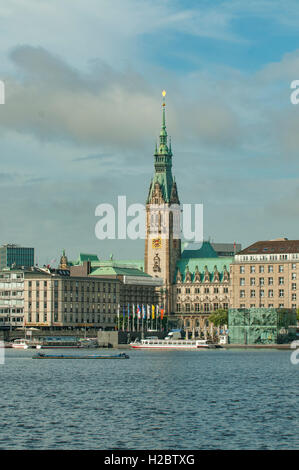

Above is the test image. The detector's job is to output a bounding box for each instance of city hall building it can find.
[141,92,238,337]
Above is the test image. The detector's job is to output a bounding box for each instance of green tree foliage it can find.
[209,309,228,327]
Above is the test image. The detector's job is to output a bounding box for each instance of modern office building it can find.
[0,268,25,327]
[0,244,34,269]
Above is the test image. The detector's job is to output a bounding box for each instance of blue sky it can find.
[1,0,299,265]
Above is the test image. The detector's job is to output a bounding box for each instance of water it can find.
[0,348,298,450]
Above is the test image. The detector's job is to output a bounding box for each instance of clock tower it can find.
[144,91,181,314]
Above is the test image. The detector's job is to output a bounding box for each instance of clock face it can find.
[152,238,162,249]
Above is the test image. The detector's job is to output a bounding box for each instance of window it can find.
[240,304,245,308]
[204,288,209,294]
[268,277,273,285]
[292,263,296,269]
[240,266,245,274]
[185,287,190,294]
[268,290,273,298]
[195,303,200,312]
[279,265,284,273]
[195,288,200,294]
[177,288,181,294]
[250,290,255,298]
[185,303,190,312]
[250,266,255,273]
[260,290,264,297]
[240,290,245,298]
[250,278,255,286]
[292,273,296,280]
[292,293,296,301]
[214,288,219,294]
[292,283,296,291]
[268,265,273,273]
[278,277,284,285]
[259,266,264,273]
[240,278,245,286]
[279,289,284,297]
[259,278,264,286]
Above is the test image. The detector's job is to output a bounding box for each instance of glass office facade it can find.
[0,245,34,269]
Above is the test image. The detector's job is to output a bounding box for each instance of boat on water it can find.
[78,338,98,348]
[130,338,221,349]
[130,331,222,350]
[32,352,129,359]
[38,336,82,349]
[0,342,13,348]
[12,339,42,350]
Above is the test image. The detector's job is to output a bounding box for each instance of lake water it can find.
[0,348,298,450]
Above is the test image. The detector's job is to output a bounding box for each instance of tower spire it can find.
[159,90,168,153]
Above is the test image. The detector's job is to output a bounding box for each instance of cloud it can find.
[0,45,241,152]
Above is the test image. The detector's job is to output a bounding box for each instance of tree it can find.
[209,309,228,327]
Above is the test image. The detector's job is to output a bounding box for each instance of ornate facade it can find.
[144,93,233,336]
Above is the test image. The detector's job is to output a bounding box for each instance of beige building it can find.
[0,259,161,330]
[230,238,299,310]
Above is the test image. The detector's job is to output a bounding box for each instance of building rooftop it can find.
[238,238,299,255]
[181,241,218,259]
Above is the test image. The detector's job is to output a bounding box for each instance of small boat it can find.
[12,339,42,350]
[39,336,81,348]
[0,342,13,348]
[78,338,98,348]
[32,352,129,359]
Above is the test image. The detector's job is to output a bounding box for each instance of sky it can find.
[1,0,299,265]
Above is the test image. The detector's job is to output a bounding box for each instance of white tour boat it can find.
[12,339,42,350]
[130,333,222,350]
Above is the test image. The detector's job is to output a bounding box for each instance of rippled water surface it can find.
[0,348,298,449]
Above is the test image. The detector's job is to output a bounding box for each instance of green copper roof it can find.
[175,256,233,283]
[73,254,146,277]
[75,253,100,264]
[147,94,177,204]
[90,263,150,278]
[181,241,218,259]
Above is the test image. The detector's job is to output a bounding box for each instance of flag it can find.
[156,305,159,318]
[137,304,141,319]
[147,304,150,320]
[117,304,120,318]
[161,308,164,320]
[132,304,135,319]
[127,304,130,319]
[152,304,155,319]
[142,304,146,320]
